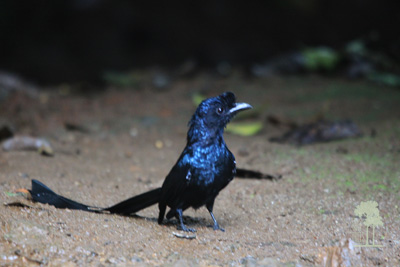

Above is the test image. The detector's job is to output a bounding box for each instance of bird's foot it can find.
[212,224,225,232]
[178,225,197,232]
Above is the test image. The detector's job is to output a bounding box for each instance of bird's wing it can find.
[160,151,192,207]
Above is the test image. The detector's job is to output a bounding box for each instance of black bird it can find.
[29,92,252,232]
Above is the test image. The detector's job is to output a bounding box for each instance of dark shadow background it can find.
[1,0,399,84]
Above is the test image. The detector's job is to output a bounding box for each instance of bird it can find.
[29,92,252,232]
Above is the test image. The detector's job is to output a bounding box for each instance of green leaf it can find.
[346,40,366,56]
[226,122,263,136]
[368,72,400,87]
[302,47,340,71]
[5,192,18,197]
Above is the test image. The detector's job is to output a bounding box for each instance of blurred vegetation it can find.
[1,0,399,84]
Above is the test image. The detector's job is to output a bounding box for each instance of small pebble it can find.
[129,128,138,137]
[155,140,164,149]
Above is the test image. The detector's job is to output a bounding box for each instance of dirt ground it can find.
[0,74,399,266]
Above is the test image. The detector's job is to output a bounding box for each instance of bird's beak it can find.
[229,102,253,114]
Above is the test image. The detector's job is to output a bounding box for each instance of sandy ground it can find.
[0,74,399,266]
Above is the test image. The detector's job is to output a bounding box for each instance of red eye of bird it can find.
[217,107,224,114]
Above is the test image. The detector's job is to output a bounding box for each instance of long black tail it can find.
[28,179,161,215]
[29,179,102,212]
[105,188,161,215]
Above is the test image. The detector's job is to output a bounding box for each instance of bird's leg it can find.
[206,202,225,232]
[176,209,196,232]
[158,202,166,224]
[208,211,225,232]
[166,209,177,220]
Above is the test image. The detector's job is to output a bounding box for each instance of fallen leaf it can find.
[172,232,196,240]
[226,122,263,136]
[2,136,54,156]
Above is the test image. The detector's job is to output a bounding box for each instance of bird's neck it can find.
[187,123,225,147]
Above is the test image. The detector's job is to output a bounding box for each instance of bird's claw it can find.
[178,225,197,232]
[212,224,225,232]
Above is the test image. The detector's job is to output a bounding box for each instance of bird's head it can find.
[188,92,252,144]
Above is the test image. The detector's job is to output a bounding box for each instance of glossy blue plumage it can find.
[157,92,250,231]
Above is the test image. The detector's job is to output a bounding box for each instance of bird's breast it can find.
[189,146,235,188]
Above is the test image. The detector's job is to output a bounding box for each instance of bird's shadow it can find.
[120,213,212,229]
